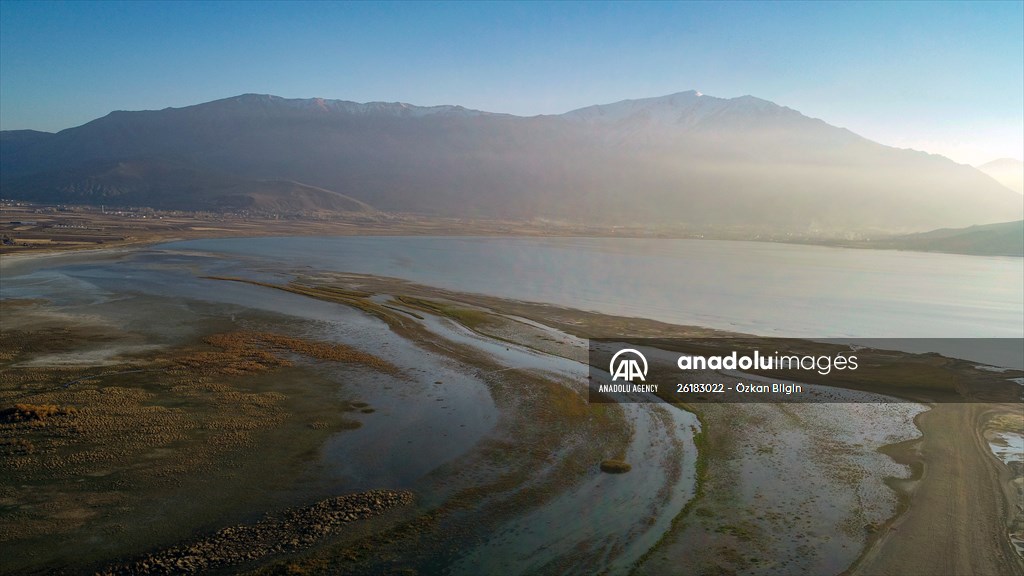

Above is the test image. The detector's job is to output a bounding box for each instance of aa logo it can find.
[610,348,648,382]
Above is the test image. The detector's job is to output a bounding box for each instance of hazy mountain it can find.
[2,158,373,213]
[2,92,1021,233]
[977,158,1024,195]
[859,220,1023,257]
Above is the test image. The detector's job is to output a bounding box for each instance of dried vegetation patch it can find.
[0,326,392,549]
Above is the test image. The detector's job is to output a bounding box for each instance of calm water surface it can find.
[157,236,1024,339]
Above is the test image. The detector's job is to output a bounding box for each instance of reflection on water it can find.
[989,431,1024,466]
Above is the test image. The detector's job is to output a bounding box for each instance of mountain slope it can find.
[862,220,1024,257]
[977,158,1024,195]
[2,92,1020,233]
[3,158,373,213]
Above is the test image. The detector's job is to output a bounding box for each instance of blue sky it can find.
[1,1,1021,164]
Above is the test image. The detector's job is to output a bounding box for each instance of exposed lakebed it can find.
[1,238,996,574]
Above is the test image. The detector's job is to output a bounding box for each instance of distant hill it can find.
[2,158,373,214]
[858,220,1024,257]
[977,158,1024,195]
[2,92,1021,233]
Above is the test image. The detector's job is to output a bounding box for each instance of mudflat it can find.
[1,248,1021,575]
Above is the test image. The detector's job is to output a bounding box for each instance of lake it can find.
[155,236,1023,339]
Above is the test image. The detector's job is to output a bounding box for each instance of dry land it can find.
[1,261,632,574]
[0,202,667,256]
[2,201,937,257]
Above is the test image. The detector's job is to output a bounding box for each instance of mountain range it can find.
[2,91,1021,234]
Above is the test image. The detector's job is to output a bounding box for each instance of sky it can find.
[1,1,1021,166]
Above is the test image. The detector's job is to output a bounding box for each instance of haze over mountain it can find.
[977,158,1024,195]
[859,219,1024,257]
[2,91,1020,233]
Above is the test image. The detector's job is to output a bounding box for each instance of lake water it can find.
[156,236,1024,339]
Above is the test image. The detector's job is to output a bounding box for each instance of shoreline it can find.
[849,403,1024,576]
[1,242,1021,574]
[206,271,1023,575]
[3,203,1021,261]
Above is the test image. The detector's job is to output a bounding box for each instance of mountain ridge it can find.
[977,158,1024,195]
[2,91,1020,232]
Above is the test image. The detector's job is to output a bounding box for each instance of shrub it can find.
[599,459,632,473]
[1,403,77,422]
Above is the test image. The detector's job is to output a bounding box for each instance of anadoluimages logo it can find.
[609,348,648,382]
